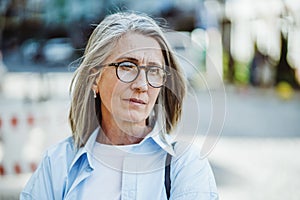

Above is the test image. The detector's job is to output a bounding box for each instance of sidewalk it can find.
[210,137,300,200]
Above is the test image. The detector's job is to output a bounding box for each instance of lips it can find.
[129,98,146,105]
[124,98,147,105]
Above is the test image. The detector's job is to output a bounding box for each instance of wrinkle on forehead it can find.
[107,32,164,65]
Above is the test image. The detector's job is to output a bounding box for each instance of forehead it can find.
[109,33,163,63]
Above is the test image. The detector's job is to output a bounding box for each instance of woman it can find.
[20,12,218,199]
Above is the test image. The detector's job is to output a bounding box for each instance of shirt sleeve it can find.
[170,144,219,200]
[20,153,55,200]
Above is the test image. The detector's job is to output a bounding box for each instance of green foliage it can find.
[222,51,229,80]
[222,50,250,84]
[234,61,249,85]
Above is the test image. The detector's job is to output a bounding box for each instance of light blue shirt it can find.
[20,127,219,200]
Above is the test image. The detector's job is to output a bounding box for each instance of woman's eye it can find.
[119,62,136,70]
[149,67,160,74]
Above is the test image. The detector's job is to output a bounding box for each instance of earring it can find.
[93,90,97,98]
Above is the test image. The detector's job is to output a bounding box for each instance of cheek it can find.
[149,89,160,106]
[98,73,120,110]
[100,82,128,110]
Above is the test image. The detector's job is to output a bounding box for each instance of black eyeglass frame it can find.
[107,61,170,88]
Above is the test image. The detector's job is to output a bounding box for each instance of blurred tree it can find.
[275,32,298,88]
[221,18,235,83]
[275,0,299,89]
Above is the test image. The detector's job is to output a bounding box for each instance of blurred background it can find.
[0,0,300,199]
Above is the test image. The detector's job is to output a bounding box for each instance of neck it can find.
[97,116,150,145]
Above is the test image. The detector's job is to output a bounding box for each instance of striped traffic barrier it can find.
[0,103,71,176]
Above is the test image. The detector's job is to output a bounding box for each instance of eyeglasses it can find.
[107,61,170,88]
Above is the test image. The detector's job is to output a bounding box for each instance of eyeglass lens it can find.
[116,61,166,87]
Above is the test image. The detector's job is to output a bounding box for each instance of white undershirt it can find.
[81,142,137,200]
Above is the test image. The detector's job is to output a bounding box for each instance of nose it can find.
[131,69,148,92]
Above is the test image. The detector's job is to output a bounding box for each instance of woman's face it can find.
[94,33,163,126]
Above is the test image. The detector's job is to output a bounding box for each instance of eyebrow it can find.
[117,56,163,66]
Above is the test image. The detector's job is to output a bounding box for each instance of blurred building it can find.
[0,0,197,45]
[0,0,300,87]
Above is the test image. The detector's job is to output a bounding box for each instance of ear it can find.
[92,84,98,94]
[91,69,101,93]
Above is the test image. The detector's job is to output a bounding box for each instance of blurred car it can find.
[42,38,74,64]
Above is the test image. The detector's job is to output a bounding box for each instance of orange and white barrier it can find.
[0,102,71,176]
[0,113,37,176]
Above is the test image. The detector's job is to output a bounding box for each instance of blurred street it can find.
[207,87,300,200]
[211,137,300,200]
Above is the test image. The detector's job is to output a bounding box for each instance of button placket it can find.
[121,156,137,200]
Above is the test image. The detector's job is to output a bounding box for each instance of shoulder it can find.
[21,136,76,199]
[44,136,76,167]
[172,141,203,164]
[171,141,214,182]
[45,136,76,157]
[170,141,219,198]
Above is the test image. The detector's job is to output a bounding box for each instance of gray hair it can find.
[69,12,186,147]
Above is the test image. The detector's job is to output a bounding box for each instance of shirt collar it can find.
[144,122,176,156]
[69,123,176,172]
[69,127,99,172]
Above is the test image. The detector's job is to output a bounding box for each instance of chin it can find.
[112,108,150,124]
[120,112,147,124]
[127,116,146,124]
